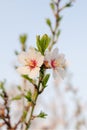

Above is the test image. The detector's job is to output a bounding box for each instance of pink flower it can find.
[17,47,44,79]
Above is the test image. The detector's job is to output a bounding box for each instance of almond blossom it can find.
[17,47,44,79]
[44,48,66,79]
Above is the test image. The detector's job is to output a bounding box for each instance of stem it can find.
[25,89,38,130]
[48,0,60,51]
[4,91,11,129]
[48,0,74,51]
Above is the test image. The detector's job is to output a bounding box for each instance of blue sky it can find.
[0,0,87,99]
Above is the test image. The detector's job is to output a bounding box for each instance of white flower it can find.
[44,48,66,79]
[17,47,44,79]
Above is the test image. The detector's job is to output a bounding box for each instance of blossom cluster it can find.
[0,0,76,129]
[17,46,66,80]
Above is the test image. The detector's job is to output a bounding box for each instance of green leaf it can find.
[42,74,50,88]
[25,91,32,102]
[0,93,4,97]
[40,34,50,54]
[0,81,5,91]
[57,16,63,22]
[37,111,47,118]
[12,95,22,100]
[46,18,51,27]
[22,75,33,83]
[0,82,3,89]
[17,86,22,91]
[14,50,19,55]
[22,110,27,121]
[56,30,61,38]
[36,34,50,55]
[19,34,27,45]
[25,91,35,105]
[50,3,55,10]
[66,2,72,7]
[36,35,42,53]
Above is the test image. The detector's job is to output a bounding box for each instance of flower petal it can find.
[28,67,40,79]
[27,47,36,59]
[18,52,28,65]
[57,68,66,79]
[53,69,58,79]
[36,54,44,67]
[17,47,44,79]
[44,51,51,62]
[57,54,65,63]
[17,66,30,75]
[51,48,59,59]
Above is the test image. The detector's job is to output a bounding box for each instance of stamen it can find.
[28,60,37,69]
[51,59,57,69]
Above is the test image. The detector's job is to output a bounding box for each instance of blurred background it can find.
[0,0,87,99]
[0,0,87,129]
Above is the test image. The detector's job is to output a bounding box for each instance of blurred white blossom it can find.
[44,48,67,79]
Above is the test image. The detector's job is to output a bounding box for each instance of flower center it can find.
[51,59,57,69]
[28,60,37,69]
